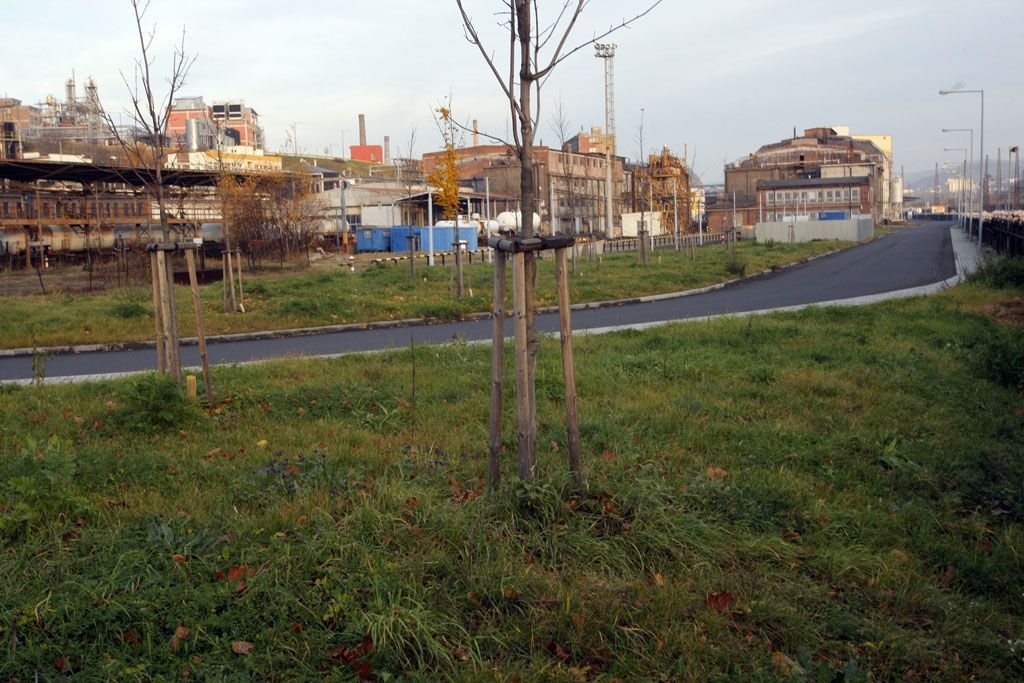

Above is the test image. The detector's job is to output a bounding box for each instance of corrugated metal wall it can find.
[754,217,874,243]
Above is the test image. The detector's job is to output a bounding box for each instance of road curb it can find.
[0,239,863,359]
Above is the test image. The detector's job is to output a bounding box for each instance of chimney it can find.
[384,136,391,164]
[473,119,480,146]
[358,114,367,146]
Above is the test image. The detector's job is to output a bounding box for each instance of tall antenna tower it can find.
[595,43,617,234]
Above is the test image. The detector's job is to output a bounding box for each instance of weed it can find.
[110,301,149,319]
[725,252,748,277]
[111,372,199,433]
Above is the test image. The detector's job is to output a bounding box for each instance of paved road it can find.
[0,222,956,381]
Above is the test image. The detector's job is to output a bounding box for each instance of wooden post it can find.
[488,251,507,490]
[556,248,583,489]
[235,248,245,313]
[151,251,166,373]
[154,250,180,380]
[456,241,465,297]
[408,236,416,279]
[523,251,539,476]
[185,249,214,403]
[225,247,238,313]
[512,252,534,481]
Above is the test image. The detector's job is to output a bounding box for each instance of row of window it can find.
[1,200,148,220]
[765,188,860,204]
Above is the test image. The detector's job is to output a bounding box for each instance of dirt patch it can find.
[981,298,1024,328]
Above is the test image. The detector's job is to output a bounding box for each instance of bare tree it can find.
[548,95,579,235]
[100,0,196,243]
[97,0,197,379]
[455,0,662,479]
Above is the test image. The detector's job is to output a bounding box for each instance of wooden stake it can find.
[556,248,583,489]
[185,249,214,403]
[512,252,534,481]
[151,251,166,373]
[235,248,245,312]
[154,250,179,379]
[488,251,507,490]
[186,374,197,399]
[225,248,238,313]
[524,251,538,474]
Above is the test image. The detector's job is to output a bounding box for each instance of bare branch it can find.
[535,1,663,79]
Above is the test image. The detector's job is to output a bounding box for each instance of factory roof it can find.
[0,159,259,187]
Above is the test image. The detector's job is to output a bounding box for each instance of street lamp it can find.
[944,147,967,230]
[939,89,984,247]
[942,128,974,233]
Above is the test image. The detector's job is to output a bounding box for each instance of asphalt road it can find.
[0,222,956,381]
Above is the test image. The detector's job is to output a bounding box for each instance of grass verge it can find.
[1,284,1022,679]
[0,240,847,349]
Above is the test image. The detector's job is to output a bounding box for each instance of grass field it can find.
[0,240,847,350]
[1,279,1022,679]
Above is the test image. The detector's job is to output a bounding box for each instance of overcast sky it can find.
[2,0,1021,182]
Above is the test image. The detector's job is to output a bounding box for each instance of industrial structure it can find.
[709,126,902,230]
[422,143,627,235]
[166,97,265,150]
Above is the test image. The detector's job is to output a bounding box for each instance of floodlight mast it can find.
[595,43,617,235]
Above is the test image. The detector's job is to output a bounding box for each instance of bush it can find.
[724,253,748,277]
[967,257,1024,289]
[112,373,199,433]
[976,325,1024,390]
[110,301,149,319]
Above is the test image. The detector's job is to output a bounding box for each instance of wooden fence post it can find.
[235,249,245,312]
[512,252,534,481]
[556,248,583,489]
[154,250,180,380]
[185,249,213,403]
[488,251,507,490]
[151,251,166,374]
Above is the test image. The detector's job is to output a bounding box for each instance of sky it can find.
[1,0,1021,183]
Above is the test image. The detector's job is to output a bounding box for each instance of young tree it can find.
[548,95,579,235]
[426,105,466,297]
[100,0,196,244]
[99,0,196,379]
[455,0,662,479]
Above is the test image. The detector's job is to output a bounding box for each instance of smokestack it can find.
[358,114,367,146]
[473,119,479,146]
[384,136,391,164]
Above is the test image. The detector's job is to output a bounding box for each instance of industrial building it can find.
[708,126,903,231]
[166,97,265,150]
[421,142,627,234]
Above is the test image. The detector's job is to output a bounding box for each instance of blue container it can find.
[458,226,479,252]
[356,227,390,252]
[390,226,422,253]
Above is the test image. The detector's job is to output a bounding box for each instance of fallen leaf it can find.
[706,591,734,613]
[169,625,189,652]
[256,439,268,449]
[297,515,308,526]
[601,450,616,462]
[771,651,806,677]
[231,640,253,655]
[653,572,665,586]
[172,553,186,565]
[235,581,248,593]
[706,467,729,480]
[227,565,248,582]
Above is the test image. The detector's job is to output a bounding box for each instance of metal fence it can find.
[930,213,1024,258]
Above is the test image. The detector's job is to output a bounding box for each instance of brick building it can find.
[422,144,627,234]
[166,97,264,150]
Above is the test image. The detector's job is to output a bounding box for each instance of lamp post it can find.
[595,43,617,236]
[939,89,984,247]
[290,121,303,156]
[944,149,967,230]
[942,128,974,233]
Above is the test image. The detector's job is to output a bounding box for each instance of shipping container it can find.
[356,227,391,252]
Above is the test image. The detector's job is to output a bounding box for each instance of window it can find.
[852,188,860,201]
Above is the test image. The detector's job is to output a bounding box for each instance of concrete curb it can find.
[0,240,863,359]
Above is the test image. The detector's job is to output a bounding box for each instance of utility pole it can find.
[673,177,679,251]
[291,121,302,156]
[595,43,617,236]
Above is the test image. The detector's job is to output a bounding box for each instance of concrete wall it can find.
[620,211,664,237]
[755,216,874,243]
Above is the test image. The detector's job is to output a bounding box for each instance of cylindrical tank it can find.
[1,227,27,256]
[496,211,541,232]
[92,226,116,250]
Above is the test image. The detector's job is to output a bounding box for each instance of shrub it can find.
[724,253,748,277]
[967,257,1024,289]
[111,373,198,433]
[110,301,149,319]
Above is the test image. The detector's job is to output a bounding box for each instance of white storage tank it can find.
[496,211,541,232]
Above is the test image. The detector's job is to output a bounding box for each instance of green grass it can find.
[2,284,1022,679]
[0,240,846,349]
